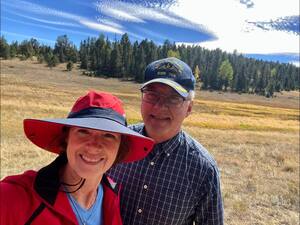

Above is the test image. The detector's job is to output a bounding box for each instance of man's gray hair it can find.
[187,90,195,100]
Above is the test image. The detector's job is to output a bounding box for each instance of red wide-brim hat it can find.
[23,91,154,163]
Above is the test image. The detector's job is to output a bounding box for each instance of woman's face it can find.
[65,127,121,180]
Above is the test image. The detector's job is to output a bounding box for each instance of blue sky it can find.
[1,0,299,65]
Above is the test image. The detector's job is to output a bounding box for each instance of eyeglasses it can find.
[141,89,188,108]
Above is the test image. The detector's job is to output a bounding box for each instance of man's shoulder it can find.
[181,130,218,168]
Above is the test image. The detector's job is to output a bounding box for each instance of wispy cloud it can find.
[79,20,123,34]
[4,8,81,27]
[95,0,214,36]
[3,17,96,37]
[96,17,123,29]
[3,0,82,21]
[247,15,300,35]
[3,0,124,34]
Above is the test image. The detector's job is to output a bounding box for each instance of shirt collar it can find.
[141,125,182,156]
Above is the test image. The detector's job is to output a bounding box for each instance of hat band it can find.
[68,107,127,126]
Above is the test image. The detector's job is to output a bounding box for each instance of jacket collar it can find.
[34,153,119,205]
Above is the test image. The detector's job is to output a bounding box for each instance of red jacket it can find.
[0,155,123,225]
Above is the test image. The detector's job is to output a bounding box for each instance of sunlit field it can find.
[1,58,299,225]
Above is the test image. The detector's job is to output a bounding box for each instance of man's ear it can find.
[185,101,193,117]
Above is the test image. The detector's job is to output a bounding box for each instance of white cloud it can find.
[79,20,123,34]
[3,17,96,37]
[199,28,299,54]
[5,0,123,34]
[95,0,212,34]
[103,8,145,23]
[169,0,299,54]
[96,17,123,29]
[249,0,299,20]
[4,9,80,27]
[4,0,83,21]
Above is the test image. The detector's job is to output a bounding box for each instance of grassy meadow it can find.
[1,58,299,225]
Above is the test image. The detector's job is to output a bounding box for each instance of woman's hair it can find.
[114,135,130,164]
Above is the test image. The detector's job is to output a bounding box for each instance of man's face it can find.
[141,83,192,143]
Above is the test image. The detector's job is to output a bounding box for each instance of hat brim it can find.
[23,118,154,163]
[141,78,189,98]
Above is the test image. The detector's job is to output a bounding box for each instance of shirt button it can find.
[138,208,143,213]
[150,162,155,166]
[143,185,148,189]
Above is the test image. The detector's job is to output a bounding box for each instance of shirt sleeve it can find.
[194,164,224,225]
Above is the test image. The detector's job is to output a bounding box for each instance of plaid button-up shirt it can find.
[108,124,224,225]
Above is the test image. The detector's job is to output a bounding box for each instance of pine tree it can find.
[135,44,146,82]
[10,41,18,58]
[19,40,34,59]
[120,33,132,78]
[110,42,121,77]
[103,38,112,75]
[0,36,10,59]
[54,35,77,63]
[79,40,88,69]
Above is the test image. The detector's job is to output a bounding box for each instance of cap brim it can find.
[23,118,154,163]
[141,78,189,98]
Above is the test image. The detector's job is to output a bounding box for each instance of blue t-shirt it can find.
[67,184,103,225]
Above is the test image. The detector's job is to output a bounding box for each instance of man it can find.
[108,57,224,225]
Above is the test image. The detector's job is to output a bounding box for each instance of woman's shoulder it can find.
[0,170,42,224]
[1,170,37,185]
[1,170,37,198]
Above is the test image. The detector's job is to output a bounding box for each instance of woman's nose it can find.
[87,135,103,148]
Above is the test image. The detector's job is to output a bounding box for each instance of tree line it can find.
[1,34,299,97]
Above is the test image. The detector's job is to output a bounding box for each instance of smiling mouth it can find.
[80,154,104,165]
[150,115,170,121]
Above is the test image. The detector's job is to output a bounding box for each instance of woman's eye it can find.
[76,128,90,136]
[104,133,117,139]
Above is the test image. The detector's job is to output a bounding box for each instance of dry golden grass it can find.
[1,58,299,225]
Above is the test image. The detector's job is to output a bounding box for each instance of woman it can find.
[0,90,154,225]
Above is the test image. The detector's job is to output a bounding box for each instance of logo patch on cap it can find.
[155,61,183,77]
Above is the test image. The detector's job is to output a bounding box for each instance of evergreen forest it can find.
[1,34,299,97]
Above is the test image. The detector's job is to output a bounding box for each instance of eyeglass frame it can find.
[140,87,191,108]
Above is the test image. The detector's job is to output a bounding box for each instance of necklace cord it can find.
[61,179,86,193]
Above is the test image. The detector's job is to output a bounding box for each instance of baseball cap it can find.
[141,57,196,98]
